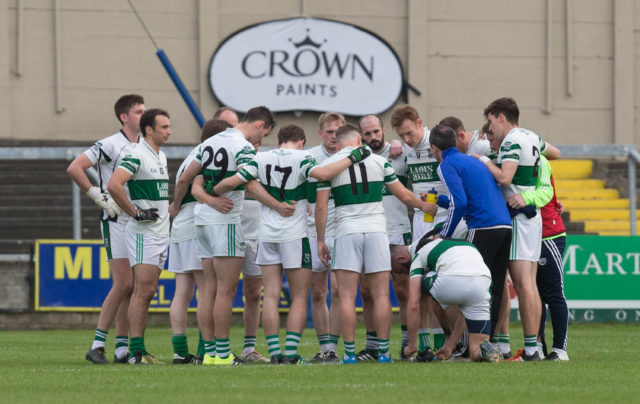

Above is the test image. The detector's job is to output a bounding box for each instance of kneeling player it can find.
[400,238,502,363]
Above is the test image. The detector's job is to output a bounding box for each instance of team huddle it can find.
[67,94,570,365]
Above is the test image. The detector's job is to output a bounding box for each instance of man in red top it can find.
[537,175,570,361]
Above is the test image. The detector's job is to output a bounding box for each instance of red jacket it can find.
[541,175,566,238]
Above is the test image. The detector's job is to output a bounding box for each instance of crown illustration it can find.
[289,28,326,48]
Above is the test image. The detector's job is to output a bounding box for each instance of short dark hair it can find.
[241,106,276,129]
[139,108,169,137]
[336,123,361,141]
[438,116,465,132]
[429,124,457,151]
[114,94,144,124]
[358,114,384,131]
[201,119,232,143]
[277,124,306,145]
[481,121,491,135]
[484,97,519,125]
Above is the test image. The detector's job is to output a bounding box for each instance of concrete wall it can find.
[0,0,637,148]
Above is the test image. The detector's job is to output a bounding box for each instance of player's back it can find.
[194,128,255,225]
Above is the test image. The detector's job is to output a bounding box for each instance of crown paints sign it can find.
[209,18,404,115]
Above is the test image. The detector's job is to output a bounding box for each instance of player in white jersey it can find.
[390,106,445,240]
[396,237,502,363]
[108,108,171,365]
[357,114,413,361]
[214,124,369,364]
[66,94,144,364]
[438,116,491,157]
[306,112,345,363]
[316,124,433,364]
[481,97,561,361]
[167,119,233,364]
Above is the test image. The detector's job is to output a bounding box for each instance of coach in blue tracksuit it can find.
[428,124,512,337]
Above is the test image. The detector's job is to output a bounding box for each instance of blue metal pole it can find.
[156,49,205,128]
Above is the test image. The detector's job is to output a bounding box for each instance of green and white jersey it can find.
[238,148,318,242]
[409,239,491,279]
[306,145,336,238]
[405,127,448,199]
[193,128,255,225]
[376,143,411,236]
[118,139,170,236]
[170,146,198,243]
[466,130,491,157]
[241,198,261,241]
[84,130,138,222]
[318,147,397,238]
[498,127,547,196]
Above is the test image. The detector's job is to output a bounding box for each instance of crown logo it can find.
[289,29,326,48]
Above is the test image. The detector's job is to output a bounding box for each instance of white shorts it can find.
[242,239,261,277]
[510,214,542,261]
[168,238,202,273]
[101,219,128,260]
[412,208,449,240]
[387,232,412,246]
[125,231,169,268]
[331,232,391,274]
[309,235,335,273]
[196,223,245,258]
[430,275,491,321]
[256,238,312,270]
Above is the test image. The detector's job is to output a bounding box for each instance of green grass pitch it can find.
[1,323,639,403]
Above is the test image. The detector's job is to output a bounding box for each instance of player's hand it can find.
[389,139,403,158]
[306,202,312,216]
[403,344,417,358]
[205,180,219,196]
[348,146,371,164]
[103,197,122,218]
[134,207,159,222]
[318,240,331,268]
[275,201,296,217]
[507,194,526,209]
[168,201,180,218]
[419,199,438,216]
[435,345,453,361]
[209,196,234,214]
[556,201,565,215]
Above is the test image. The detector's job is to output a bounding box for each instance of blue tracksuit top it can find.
[437,147,511,237]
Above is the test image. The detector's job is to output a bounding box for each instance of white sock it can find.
[115,346,128,359]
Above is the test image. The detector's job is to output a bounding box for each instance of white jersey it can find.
[409,239,491,279]
[193,128,256,225]
[241,198,261,241]
[405,127,448,200]
[498,127,547,196]
[466,130,491,157]
[306,145,336,238]
[83,130,137,222]
[238,148,318,242]
[376,143,411,236]
[170,146,198,243]
[319,147,397,238]
[118,139,170,236]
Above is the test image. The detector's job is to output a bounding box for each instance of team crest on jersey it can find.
[242,146,254,154]
[538,257,547,266]
[151,168,158,173]
[160,168,165,175]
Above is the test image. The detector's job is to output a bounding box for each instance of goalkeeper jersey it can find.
[409,239,491,279]
[118,139,170,236]
[193,128,255,225]
[83,130,137,222]
[238,148,318,242]
[170,146,198,243]
[318,147,397,238]
[306,145,336,238]
[376,143,411,236]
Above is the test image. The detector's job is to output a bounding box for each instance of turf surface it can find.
[1,323,638,403]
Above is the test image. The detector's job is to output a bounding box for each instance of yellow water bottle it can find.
[423,188,438,223]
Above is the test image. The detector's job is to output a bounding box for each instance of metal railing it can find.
[0,143,638,236]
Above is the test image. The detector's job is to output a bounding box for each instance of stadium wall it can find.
[0,0,638,146]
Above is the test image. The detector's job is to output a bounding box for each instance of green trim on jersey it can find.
[511,165,539,186]
[128,179,169,201]
[300,158,317,177]
[263,182,308,202]
[202,169,246,191]
[407,161,440,183]
[426,239,477,272]
[332,181,384,207]
[181,185,196,205]
[307,181,334,203]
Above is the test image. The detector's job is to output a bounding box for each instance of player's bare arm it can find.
[66,153,95,192]
[173,159,201,207]
[191,176,234,214]
[107,168,136,217]
[245,180,296,218]
[542,143,561,160]
[314,188,331,267]
[386,181,437,214]
[483,159,518,187]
